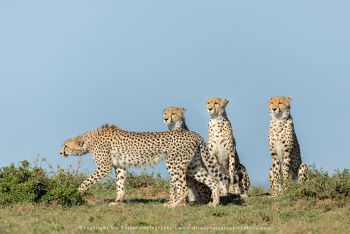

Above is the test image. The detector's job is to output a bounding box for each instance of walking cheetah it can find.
[206,97,250,197]
[60,124,229,207]
[163,107,211,204]
[268,96,308,196]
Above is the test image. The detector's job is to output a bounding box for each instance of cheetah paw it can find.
[164,202,175,208]
[109,201,123,206]
[208,201,219,207]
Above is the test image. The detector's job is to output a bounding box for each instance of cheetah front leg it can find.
[78,165,112,192]
[282,150,292,182]
[269,149,282,196]
[269,162,282,196]
[228,148,238,194]
[269,165,278,196]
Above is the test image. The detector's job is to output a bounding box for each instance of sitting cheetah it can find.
[206,97,250,197]
[60,124,229,207]
[163,107,211,204]
[268,96,308,196]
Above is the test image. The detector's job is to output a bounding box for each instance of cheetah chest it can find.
[269,120,294,160]
[208,120,232,173]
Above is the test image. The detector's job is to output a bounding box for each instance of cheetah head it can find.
[60,136,89,157]
[206,97,229,118]
[163,107,186,130]
[268,96,292,120]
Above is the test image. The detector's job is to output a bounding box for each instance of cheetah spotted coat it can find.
[206,97,250,197]
[60,124,229,207]
[163,107,212,204]
[268,96,308,196]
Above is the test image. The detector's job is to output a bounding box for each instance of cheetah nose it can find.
[164,118,168,122]
[208,108,213,111]
[60,152,62,155]
[272,108,277,111]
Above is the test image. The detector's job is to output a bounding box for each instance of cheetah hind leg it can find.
[229,172,242,195]
[298,163,308,183]
[164,176,178,207]
[236,165,250,198]
[167,172,188,208]
[109,167,126,206]
[186,176,202,203]
[187,176,211,204]
[195,182,212,204]
[187,167,220,207]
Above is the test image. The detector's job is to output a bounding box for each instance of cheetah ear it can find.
[287,96,292,102]
[163,107,170,114]
[180,108,186,113]
[207,97,214,103]
[75,137,85,147]
[221,98,229,108]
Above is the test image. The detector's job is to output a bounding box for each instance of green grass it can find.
[1,162,350,233]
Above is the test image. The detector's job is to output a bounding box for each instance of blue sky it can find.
[1,1,349,186]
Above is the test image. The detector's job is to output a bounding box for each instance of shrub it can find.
[42,169,85,206]
[284,165,350,201]
[0,161,49,204]
[0,161,85,206]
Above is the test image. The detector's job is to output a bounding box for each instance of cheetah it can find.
[60,124,229,207]
[206,97,250,197]
[268,96,308,196]
[163,107,211,204]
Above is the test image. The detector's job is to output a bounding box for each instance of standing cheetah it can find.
[163,107,211,204]
[60,124,229,207]
[268,96,308,196]
[206,97,250,197]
